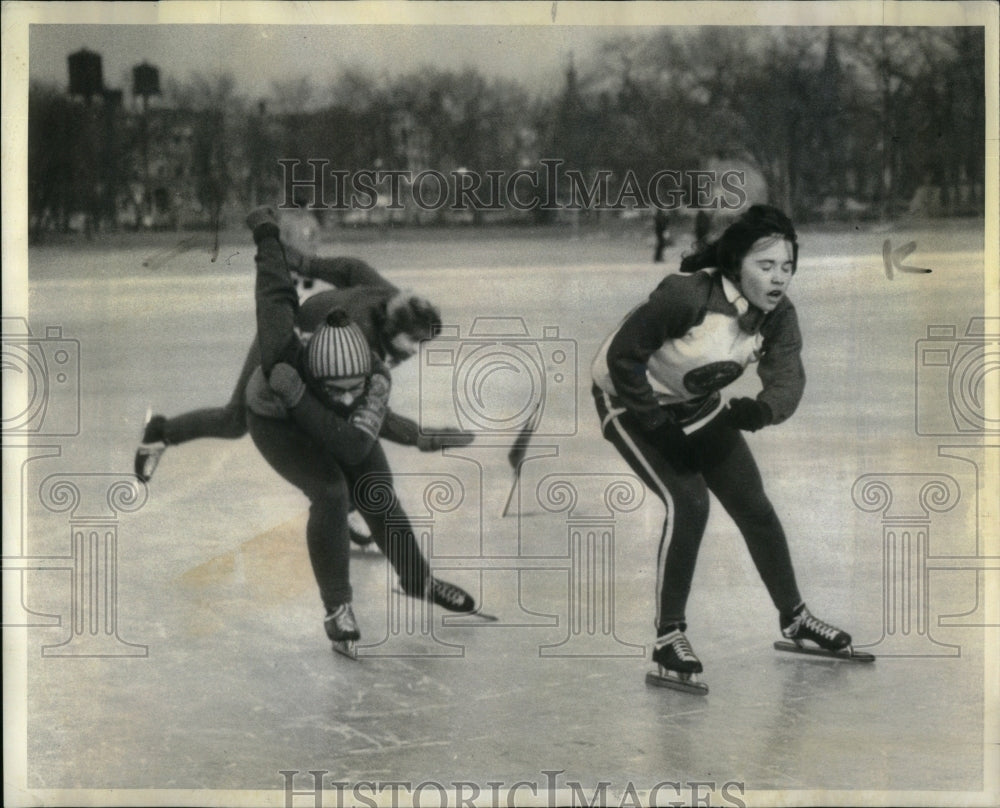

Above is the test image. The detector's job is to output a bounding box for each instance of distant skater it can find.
[653,207,673,262]
[592,204,869,694]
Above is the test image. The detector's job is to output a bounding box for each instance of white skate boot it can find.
[134,409,167,483]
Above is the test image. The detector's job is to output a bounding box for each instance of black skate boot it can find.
[775,604,874,662]
[134,410,168,483]
[324,603,361,660]
[646,625,708,695]
[402,576,477,613]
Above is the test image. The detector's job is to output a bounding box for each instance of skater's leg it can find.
[346,443,475,612]
[595,392,710,629]
[346,442,429,591]
[138,340,258,483]
[700,428,802,615]
[160,405,247,444]
[248,412,352,612]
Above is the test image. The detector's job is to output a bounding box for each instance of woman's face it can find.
[738,236,795,312]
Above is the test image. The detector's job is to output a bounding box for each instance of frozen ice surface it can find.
[12,223,995,802]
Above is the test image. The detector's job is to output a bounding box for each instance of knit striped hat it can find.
[306,309,372,380]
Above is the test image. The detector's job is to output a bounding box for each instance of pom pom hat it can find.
[306,309,372,380]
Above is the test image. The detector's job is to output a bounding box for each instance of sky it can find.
[29,23,620,103]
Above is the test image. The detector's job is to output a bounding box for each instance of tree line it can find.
[28,27,985,241]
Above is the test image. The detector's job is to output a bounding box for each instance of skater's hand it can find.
[269,363,306,408]
[349,368,392,439]
[416,427,476,452]
[282,240,309,275]
[246,206,281,243]
[726,397,772,432]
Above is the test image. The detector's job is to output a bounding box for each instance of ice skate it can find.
[401,576,478,614]
[646,627,708,695]
[134,409,167,483]
[347,509,375,552]
[775,605,874,662]
[324,603,360,660]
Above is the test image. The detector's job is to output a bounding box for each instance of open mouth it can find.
[767,290,783,301]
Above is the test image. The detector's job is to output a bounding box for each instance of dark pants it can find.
[594,388,801,631]
[248,410,429,613]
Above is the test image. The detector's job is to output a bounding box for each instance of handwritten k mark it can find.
[882,239,933,279]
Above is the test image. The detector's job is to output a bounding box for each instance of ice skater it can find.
[134,217,473,546]
[242,207,477,656]
[652,207,673,262]
[592,204,869,694]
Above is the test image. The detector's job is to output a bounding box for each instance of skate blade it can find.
[442,610,499,624]
[331,640,358,660]
[774,640,875,663]
[134,447,163,483]
[391,587,482,616]
[645,669,709,695]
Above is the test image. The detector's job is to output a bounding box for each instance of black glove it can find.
[416,428,476,452]
[268,363,306,408]
[246,205,280,243]
[726,397,772,432]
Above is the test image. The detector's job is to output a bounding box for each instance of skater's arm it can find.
[607,275,707,431]
[755,300,805,425]
[286,389,380,461]
[380,410,421,446]
[267,359,391,462]
[300,255,399,293]
[379,411,475,451]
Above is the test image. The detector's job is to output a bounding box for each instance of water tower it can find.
[67,48,103,103]
[132,62,161,109]
[132,62,162,225]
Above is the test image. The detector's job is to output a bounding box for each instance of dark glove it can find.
[268,363,306,408]
[726,397,772,432]
[349,369,392,439]
[282,240,309,275]
[416,427,476,452]
[246,206,280,243]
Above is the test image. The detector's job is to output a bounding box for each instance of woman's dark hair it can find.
[384,293,443,341]
[679,205,798,283]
